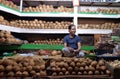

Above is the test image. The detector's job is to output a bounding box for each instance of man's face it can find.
[69,26,76,35]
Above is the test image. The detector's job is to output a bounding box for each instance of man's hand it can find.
[74,50,79,54]
[68,47,74,53]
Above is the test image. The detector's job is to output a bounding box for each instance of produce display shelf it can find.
[77,29,112,34]
[78,12,119,15]
[0,24,69,34]
[0,4,119,18]
[0,24,113,34]
[78,12,98,14]
[0,75,113,79]
[77,13,119,18]
[0,4,74,17]
[80,2,120,7]
[21,12,74,17]
[0,4,19,12]
[0,44,94,51]
[47,75,112,79]
[0,4,20,16]
[23,0,72,1]
[22,12,73,14]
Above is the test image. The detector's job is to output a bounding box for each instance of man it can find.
[62,24,84,57]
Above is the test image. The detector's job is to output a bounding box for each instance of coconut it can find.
[101,66,106,71]
[40,65,45,70]
[91,61,97,67]
[88,71,93,75]
[95,70,100,75]
[7,71,14,77]
[0,71,5,77]
[51,67,56,72]
[61,67,66,72]
[72,71,76,75]
[26,65,32,71]
[30,70,36,76]
[74,67,79,71]
[98,60,105,66]
[68,66,73,72]
[51,50,58,56]
[76,62,81,67]
[65,71,70,75]
[59,72,63,76]
[70,62,75,67]
[79,67,84,71]
[15,71,22,77]
[64,63,69,68]
[6,65,13,71]
[78,72,82,75]
[13,65,21,72]
[40,71,47,76]
[52,72,57,76]
[0,65,4,71]
[106,70,111,75]
[22,71,29,77]
[83,71,87,75]
[36,73,40,76]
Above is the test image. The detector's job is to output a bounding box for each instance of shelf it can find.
[21,12,119,18]
[0,24,113,34]
[0,4,74,17]
[80,2,120,7]
[0,24,21,33]
[21,12,74,17]
[0,4,20,16]
[23,0,119,4]
[77,29,112,34]
[78,13,119,18]
[0,24,68,34]
[47,75,112,79]
[0,4,119,18]
[0,44,94,51]
[23,0,119,3]
[23,0,72,1]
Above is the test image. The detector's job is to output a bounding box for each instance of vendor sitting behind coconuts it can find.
[62,24,84,57]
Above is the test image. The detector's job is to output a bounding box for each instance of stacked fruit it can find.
[11,19,71,29]
[0,0,18,10]
[0,16,10,26]
[23,5,73,12]
[78,8,120,14]
[49,58,111,76]
[0,56,46,77]
[0,30,23,44]
[31,38,63,45]
[97,8,120,14]
[108,60,120,68]
[35,50,62,56]
[0,15,72,29]
[78,23,120,29]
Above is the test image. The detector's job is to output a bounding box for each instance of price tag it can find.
[73,0,80,6]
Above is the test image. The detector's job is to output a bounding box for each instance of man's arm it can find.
[64,42,67,48]
[77,42,81,51]
[74,42,81,53]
